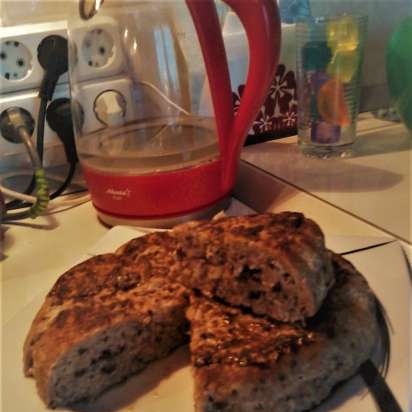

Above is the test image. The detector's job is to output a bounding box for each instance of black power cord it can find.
[36,35,68,163]
[5,178,35,210]
[38,35,68,101]
[46,98,78,198]
[36,97,48,163]
[46,99,78,165]
[6,35,69,211]
[6,99,78,210]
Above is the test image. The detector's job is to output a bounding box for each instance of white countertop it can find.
[241,116,411,243]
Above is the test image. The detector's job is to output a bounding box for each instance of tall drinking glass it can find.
[296,15,368,157]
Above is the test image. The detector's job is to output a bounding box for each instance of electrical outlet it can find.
[0,16,125,95]
[0,83,69,159]
[73,76,136,133]
[0,21,68,94]
[0,16,128,171]
[68,16,126,83]
[0,77,137,168]
[0,107,35,143]
[0,40,33,81]
[82,28,114,69]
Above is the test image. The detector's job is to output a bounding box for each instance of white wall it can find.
[1,0,75,26]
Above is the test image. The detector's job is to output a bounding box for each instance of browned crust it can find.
[23,234,189,406]
[115,231,177,258]
[173,212,334,322]
[24,214,375,410]
[188,253,378,412]
[23,254,122,378]
[116,231,181,279]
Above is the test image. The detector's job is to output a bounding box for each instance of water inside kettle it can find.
[77,116,219,175]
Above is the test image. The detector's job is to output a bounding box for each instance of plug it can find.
[0,107,35,143]
[46,98,78,164]
[0,107,40,168]
[37,35,68,100]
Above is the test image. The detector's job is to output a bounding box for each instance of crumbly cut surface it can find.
[24,232,188,408]
[173,212,334,322]
[187,253,378,412]
[116,230,180,270]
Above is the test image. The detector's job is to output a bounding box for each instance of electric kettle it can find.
[68,0,281,227]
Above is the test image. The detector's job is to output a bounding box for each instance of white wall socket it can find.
[0,76,136,167]
[74,76,136,134]
[0,83,69,158]
[1,16,129,169]
[0,21,68,94]
[0,17,126,94]
[69,16,126,84]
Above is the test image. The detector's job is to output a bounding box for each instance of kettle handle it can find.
[223,0,281,189]
[185,0,233,174]
[186,0,281,191]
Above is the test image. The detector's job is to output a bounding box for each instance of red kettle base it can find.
[95,196,231,228]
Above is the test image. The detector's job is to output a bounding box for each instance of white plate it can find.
[3,230,410,412]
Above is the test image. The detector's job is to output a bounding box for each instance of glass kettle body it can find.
[68,0,281,227]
